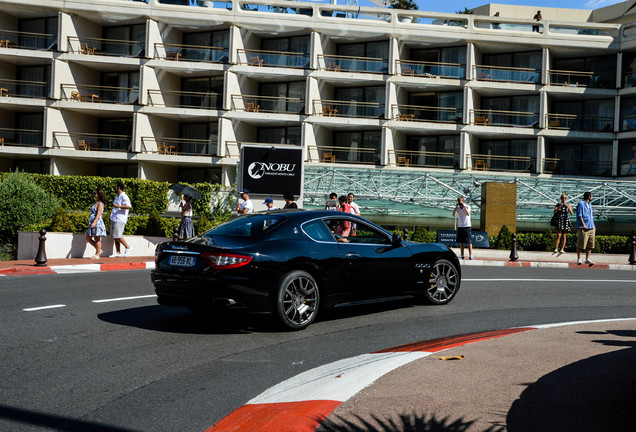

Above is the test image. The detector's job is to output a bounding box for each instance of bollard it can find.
[172,227,179,242]
[402,228,409,241]
[35,229,48,266]
[509,232,519,262]
[629,233,636,265]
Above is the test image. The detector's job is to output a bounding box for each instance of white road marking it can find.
[463,278,635,283]
[92,294,157,303]
[23,304,66,312]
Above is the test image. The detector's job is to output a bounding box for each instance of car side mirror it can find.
[392,233,402,247]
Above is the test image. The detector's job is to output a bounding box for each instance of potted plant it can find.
[390,0,418,23]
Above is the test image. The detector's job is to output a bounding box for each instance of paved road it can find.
[0,267,634,431]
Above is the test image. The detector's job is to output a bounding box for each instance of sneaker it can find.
[560,249,566,254]
[553,248,558,253]
[109,252,121,258]
[585,259,595,265]
[123,247,132,257]
[459,255,465,259]
[469,256,474,260]
[577,258,582,265]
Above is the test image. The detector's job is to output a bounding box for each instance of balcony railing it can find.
[231,94,304,114]
[546,113,614,132]
[237,49,309,69]
[390,149,457,169]
[67,36,145,58]
[391,104,463,124]
[61,84,139,104]
[468,153,535,172]
[318,54,388,74]
[624,71,636,88]
[148,89,222,109]
[548,69,615,88]
[471,109,539,128]
[473,65,540,84]
[0,29,57,51]
[313,99,383,119]
[53,132,130,152]
[224,140,299,158]
[622,114,636,131]
[0,78,49,99]
[543,157,612,177]
[309,145,379,165]
[396,60,465,79]
[142,136,216,156]
[154,43,229,63]
[0,127,43,147]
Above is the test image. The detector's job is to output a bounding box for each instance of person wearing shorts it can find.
[453,196,473,260]
[110,181,132,258]
[576,191,595,265]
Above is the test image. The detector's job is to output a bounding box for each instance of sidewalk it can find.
[0,255,155,276]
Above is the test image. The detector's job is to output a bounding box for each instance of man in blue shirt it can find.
[576,191,595,265]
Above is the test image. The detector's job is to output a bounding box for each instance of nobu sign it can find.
[240,145,303,195]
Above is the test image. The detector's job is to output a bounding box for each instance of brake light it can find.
[201,252,253,270]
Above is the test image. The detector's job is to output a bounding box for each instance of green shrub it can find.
[494,225,513,250]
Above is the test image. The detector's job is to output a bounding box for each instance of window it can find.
[619,142,636,176]
[337,41,389,73]
[177,168,221,184]
[408,91,463,123]
[546,141,612,176]
[302,220,336,242]
[259,81,305,113]
[183,30,230,62]
[97,163,138,178]
[17,65,50,98]
[98,118,133,151]
[103,24,146,56]
[334,86,385,118]
[205,214,284,238]
[262,35,310,68]
[15,113,43,147]
[181,76,223,109]
[257,127,301,145]
[552,99,614,131]
[481,96,539,127]
[19,17,57,50]
[333,130,381,164]
[180,122,218,155]
[407,136,459,168]
[552,55,616,88]
[101,71,140,104]
[479,139,536,171]
[620,97,636,131]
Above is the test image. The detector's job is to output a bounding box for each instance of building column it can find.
[536,135,545,174]
[612,139,619,177]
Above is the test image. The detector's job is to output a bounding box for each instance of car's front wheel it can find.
[424,259,460,305]
[275,270,320,330]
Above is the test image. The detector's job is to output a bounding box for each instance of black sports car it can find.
[151,210,461,330]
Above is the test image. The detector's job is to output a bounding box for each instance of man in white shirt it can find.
[452,196,473,260]
[236,189,254,215]
[110,181,132,257]
[263,197,278,210]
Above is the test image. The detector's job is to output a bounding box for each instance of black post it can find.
[172,227,179,242]
[629,233,636,265]
[35,229,48,266]
[509,232,518,262]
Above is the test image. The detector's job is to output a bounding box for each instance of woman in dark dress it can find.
[283,192,298,209]
[553,192,573,253]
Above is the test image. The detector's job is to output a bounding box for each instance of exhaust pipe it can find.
[213,298,237,307]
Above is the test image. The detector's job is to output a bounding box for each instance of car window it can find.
[204,214,284,238]
[302,219,336,242]
[349,222,392,245]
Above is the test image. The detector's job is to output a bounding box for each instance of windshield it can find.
[203,214,285,238]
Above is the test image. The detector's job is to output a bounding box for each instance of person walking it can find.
[576,191,595,265]
[532,10,542,32]
[452,196,473,260]
[283,192,298,209]
[86,188,107,259]
[553,193,573,253]
[236,189,254,215]
[178,195,195,239]
[263,197,278,210]
[110,181,132,257]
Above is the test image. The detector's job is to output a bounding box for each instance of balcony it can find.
[471,109,538,128]
[148,89,222,109]
[624,71,636,89]
[61,84,139,104]
[548,69,614,89]
[622,114,636,131]
[546,114,614,132]
[154,43,229,63]
[390,149,457,169]
[543,157,612,177]
[0,127,43,147]
[392,104,462,124]
[53,132,130,152]
[0,78,49,99]
[318,54,388,74]
[396,60,465,79]
[474,65,540,84]
[467,154,534,172]
[232,95,304,114]
[0,29,57,51]
[237,49,309,69]
[309,145,379,165]
[67,36,145,58]
[313,99,383,119]
[142,136,216,156]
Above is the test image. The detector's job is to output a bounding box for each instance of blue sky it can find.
[359,0,627,13]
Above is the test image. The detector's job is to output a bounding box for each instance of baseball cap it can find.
[239,189,250,195]
[263,197,273,204]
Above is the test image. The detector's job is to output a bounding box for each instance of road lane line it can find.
[92,294,157,303]
[23,304,66,312]
[463,278,635,283]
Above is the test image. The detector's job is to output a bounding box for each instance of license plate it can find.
[169,255,196,267]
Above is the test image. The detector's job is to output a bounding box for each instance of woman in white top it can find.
[178,195,195,239]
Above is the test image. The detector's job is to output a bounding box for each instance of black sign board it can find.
[240,145,303,195]
[437,230,491,248]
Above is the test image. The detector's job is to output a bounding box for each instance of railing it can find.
[471,109,539,128]
[308,145,379,165]
[0,127,43,147]
[61,84,139,104]
[546,113,614,132]
[0,29,57,50]
[148,89,222,109]
[142,136,216,156]
[396,59,465,79]
[543,157,612,177]
[53,132,130,152]
[622,114,636,131]
[550,25,616,37]
[224,140,299,158]
[237,49,309,69]
[231,94,304,114]
[624,71,636,88]
[313,99,383,119]
[318,54,388,74]
[158,0,232,8]
[0,78,49,99]
[154,43,229,63]
[548,69,615,88]
[67,36,145,57]
[467,154,535,172]
[391,104,463,124]
[389,149,457,169]
[473,65,540,84]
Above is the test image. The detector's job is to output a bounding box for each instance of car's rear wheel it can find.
[424,259,459,305]
[276,270,320,330]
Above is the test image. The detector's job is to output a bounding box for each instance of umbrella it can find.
[169,184,202,200]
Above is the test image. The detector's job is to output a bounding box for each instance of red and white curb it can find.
[206,318,636,432]
[460,259,636,270]
[0,261,155,276]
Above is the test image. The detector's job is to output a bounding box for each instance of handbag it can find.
[550,212,558,227]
